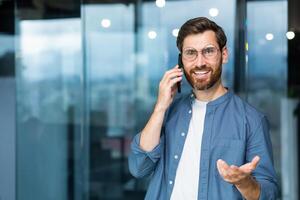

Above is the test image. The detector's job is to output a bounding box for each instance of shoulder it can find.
[229,93,268,129]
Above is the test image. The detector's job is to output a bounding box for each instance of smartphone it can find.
[177,54,183,93]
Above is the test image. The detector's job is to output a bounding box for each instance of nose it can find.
[194,51,206,66]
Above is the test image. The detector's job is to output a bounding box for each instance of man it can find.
[128,17,278,200]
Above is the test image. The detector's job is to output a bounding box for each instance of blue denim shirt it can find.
[128,90,278,200]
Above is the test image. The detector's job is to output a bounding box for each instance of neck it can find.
[193,80,227,102]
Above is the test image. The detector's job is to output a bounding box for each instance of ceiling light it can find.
[265,33,274,41]
[286,31,295,40]
[209,8,219,17]
[148,31,157,39]
[172,29,179,37]
[101,19,111,28]
[156,0,166,8]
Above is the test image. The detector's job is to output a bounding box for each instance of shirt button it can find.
[169,180,173,185]
[181,132,185,136]
[188,110,192,114]
[174,155,178,159]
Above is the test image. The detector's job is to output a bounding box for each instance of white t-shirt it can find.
[170,99,207,200]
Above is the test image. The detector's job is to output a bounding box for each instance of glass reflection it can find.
[16,18,84,200]
[247,1,288,197]
[83,3,136,199]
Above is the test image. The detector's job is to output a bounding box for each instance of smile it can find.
[193,70,211,79]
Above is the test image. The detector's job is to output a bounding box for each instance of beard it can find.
[184,58,222,91]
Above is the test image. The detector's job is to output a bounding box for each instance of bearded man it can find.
[128,17,278,200]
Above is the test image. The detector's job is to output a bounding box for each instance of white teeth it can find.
[195,71,209,74]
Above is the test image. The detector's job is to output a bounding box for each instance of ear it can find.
[221,46,229,64]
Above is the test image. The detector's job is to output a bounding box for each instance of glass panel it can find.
[82,4,137,199]
[15,18,86,200]
[246,1,288,197]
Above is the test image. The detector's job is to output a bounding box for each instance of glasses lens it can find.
[202,46,217,59]
[183,49,197,60]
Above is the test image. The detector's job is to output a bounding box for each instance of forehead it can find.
[182,30,218,49]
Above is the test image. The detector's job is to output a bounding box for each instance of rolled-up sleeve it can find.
[246,116,279,199]
[128,132,164,178]
[258,179,279,200]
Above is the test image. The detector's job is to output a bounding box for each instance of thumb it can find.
[239,156,260,173]
[251,155,260,169]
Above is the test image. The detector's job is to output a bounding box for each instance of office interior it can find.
[0,0,300,199]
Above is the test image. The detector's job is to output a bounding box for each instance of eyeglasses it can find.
[182,45,220,61]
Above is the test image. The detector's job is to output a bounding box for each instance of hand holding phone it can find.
[155,64,183,112]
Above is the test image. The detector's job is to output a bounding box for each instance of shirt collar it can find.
[188,88,233,107]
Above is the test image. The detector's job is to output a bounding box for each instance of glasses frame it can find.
[181,44,220,61]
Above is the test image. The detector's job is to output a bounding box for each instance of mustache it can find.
[190,65,213,73]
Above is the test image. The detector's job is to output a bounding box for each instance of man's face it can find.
[181,30,228,90]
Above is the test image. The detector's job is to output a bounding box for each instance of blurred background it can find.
[0,0,300,199]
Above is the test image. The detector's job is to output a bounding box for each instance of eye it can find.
[184,49,197,56]
[203,47,216,55]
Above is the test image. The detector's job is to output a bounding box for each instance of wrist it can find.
[154,102,168,113]
[235,176,254,189]
[235,176,260,200]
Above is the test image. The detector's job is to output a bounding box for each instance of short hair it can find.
[176,17,227,52]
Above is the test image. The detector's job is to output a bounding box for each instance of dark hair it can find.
[176,17,227,52]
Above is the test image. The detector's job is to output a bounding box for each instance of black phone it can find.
[177,54,183,93]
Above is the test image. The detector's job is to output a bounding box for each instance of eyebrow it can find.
[183,44,216,50]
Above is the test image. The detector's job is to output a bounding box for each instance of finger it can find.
[159,71,183,96]
[162,70,183,85]
[167,76,182,90]
[239,163,253,174]
[168,71,184,79]
[239,159,258,174]
[217,159,229,177]
[165,72,183,86]
[164,65,182,76]
[251,156,260,168]
[239,156,260,174]
[216,160,225,177]
[218,159,230,170]
[166,68,184,77]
